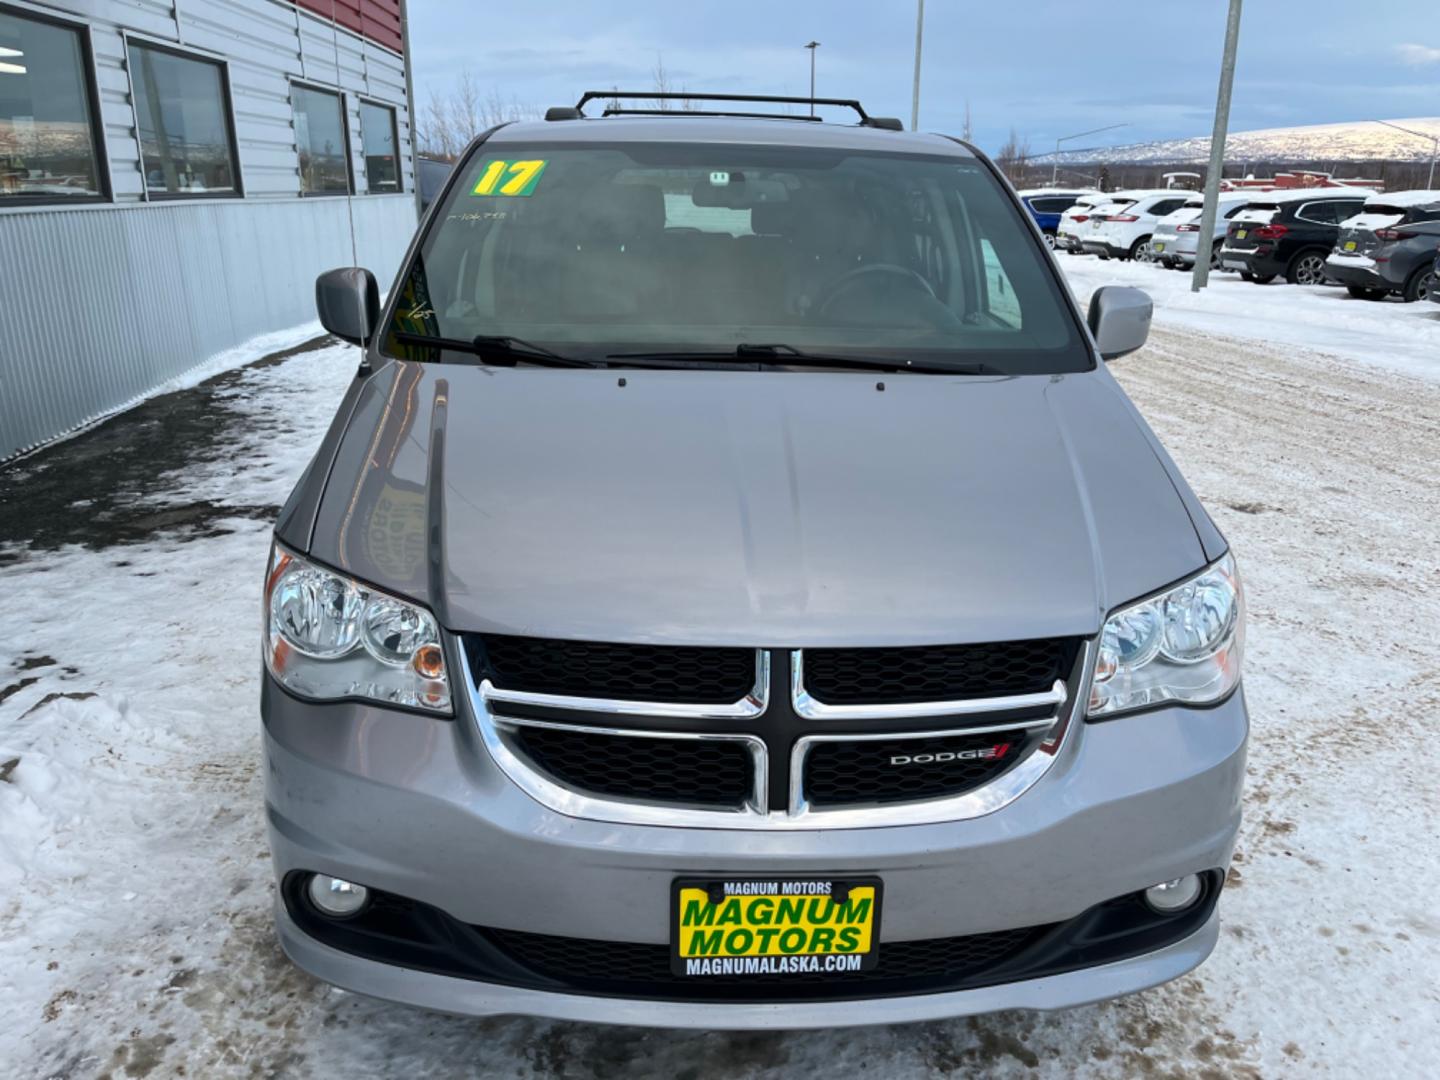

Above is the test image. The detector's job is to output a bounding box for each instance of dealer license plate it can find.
[1153,242,1166,252]
[671,877,882,976]
[1344,240,1357,251]
[1236,228,1248,239]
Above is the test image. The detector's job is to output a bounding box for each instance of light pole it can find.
[1192,0,1243,293]
[1372,119,1438,189]
[1050,123,1129,186]
[805,41,820,117]
[911,0,925,131]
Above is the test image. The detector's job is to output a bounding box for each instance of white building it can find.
[0,0,419,461]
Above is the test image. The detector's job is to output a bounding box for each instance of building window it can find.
[0,8,104,201]
[292,84,350,194]
[127,41,238,196]
[359,101,400,194]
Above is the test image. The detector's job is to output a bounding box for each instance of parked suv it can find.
[1220,189,1370,285]
[1055,192,1117,253]
[1325,191,1440,302]
[1081,191,1193,261]
[263,93,1247,1029]
[1150,192,1253,270]
[1016,188,1097,248]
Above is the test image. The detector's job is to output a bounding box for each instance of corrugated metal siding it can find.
[0,197,416,461]
[0,0,418,461]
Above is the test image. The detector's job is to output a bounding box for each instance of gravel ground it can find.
[2,293,1438,1077]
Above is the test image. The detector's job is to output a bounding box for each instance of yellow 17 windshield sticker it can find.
[472,159,548,197]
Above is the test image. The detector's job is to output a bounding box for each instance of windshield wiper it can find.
[394,332,599,368]
[604,343,999,375]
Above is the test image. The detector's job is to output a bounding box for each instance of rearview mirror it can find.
[316,267,380,346]
[1087,286,1153,361]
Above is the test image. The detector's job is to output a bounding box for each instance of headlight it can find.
[263,545,451,714]
[1088,553,1243,718]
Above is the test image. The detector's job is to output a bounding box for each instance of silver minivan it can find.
[262,94,1246,1029]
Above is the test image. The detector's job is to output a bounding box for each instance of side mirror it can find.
[1087,286,1153,361]
[316,267,380,346]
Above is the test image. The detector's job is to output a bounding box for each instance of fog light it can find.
[1144,874,1202,913]
[307,874,370,918]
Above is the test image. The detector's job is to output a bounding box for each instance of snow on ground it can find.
[1059,252,1440,383]
[3,278,1440,1077]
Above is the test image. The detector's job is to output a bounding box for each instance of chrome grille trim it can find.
[461,640,1094,831]
[479,649,769,719]
[786,718,1057,819]
[790,649,1068,720]
[491,714,769,820]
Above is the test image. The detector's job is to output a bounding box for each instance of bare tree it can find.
[649,55,697,112]
[416,67,539,159]
[995,127,1031,184]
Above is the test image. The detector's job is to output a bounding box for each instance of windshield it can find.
[384,140,1087,374]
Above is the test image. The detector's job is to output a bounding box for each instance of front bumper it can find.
[263,675,1246,1022]
[275,897,1220,1029]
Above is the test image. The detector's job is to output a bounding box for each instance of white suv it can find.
[1054,193,1116,254]
[1080,191,1193,261]
[1150,192,1255,270]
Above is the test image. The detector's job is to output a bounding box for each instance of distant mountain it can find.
[1038,117,1440,166]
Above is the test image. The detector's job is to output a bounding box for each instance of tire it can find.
[1241,270,1276,284]
[1043,231,1056,250]
[1402,266,1435,303]
[1209,240,1223,270]
[1286,249,1328,286]
[1346,285,1388,301]
[1128,236,1153,262]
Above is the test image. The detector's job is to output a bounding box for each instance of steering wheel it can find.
[816,263,937,316]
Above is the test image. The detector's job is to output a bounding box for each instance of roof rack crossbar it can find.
[601,107,824,122]
[577,90,872,123]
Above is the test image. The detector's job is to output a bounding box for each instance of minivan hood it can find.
[305,362,1210,646]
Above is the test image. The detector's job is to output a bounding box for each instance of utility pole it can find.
[910,0,924,131]
[1192,0,1244,292]
[805,41,820,117]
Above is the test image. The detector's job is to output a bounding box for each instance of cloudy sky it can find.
[406,0,1440,153]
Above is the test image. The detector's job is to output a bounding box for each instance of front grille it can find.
[509,725,752,809]
[801,638,1077,705]
[487,924,1043,999]
[477,634,755,704]
[803,729,1036,807]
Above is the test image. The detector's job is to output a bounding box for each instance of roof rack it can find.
[553,91,904,130]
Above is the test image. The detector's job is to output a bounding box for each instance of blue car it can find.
[1016,189,1097,249]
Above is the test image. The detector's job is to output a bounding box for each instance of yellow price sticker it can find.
[472,159,548,197]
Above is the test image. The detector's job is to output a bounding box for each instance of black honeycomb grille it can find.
[802,638,1077,705]
[478,635,755,704]
[511,726,752,808]
[804,729,1037,807]
[487,924,1043,999]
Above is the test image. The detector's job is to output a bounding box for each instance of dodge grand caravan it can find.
[262,92,1247,1029]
